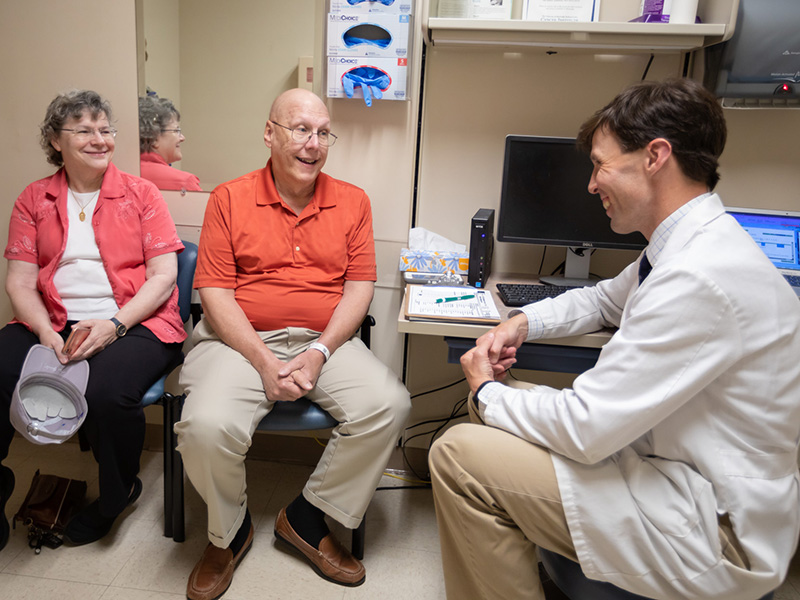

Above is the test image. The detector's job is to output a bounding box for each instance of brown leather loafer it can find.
[187,524,254,600]
[274,507,365,587]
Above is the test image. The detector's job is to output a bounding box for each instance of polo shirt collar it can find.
[256,159,337,209]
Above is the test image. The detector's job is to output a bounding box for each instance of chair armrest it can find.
[359,315,376,348]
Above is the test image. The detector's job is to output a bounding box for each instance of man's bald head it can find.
[269,88,328,124]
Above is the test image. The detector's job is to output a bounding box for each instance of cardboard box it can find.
[327,56,408,101]
[327,13,411,58]
[399,249,469,275]
[329,0,413,15]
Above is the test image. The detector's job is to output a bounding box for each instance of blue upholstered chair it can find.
[539,548,775,600]
[168,315,375,558]
[141,241,198,542]
[76,241,197,541]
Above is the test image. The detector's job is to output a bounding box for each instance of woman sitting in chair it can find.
[0,89,186,550]
[138,95,201,192]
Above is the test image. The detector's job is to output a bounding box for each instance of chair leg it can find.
[172,449,185,542]
[170,394,186,543]
[162,395,174,538]
[77,427,91,452]
[352,517,365,560]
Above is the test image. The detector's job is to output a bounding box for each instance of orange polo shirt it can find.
[194,160,376,332]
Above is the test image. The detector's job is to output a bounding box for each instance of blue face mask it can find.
[342,24,393,49]
[341,67,391,107]
[347,0,395,5]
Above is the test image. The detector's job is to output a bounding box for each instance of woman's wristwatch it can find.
[110,317,127,338]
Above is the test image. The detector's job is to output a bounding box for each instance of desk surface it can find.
[397,272,612,349]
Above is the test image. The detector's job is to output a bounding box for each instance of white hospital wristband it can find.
[309,342,331,362]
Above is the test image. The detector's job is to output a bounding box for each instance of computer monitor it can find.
[497,135,647,286]
[726,206,800,273]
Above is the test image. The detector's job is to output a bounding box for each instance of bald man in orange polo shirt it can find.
[176,89,411,600]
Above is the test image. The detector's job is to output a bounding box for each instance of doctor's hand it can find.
[477,313,528,366]
[461,333,516,393]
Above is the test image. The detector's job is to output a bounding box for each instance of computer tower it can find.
[468,208,494,288]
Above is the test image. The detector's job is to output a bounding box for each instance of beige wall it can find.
[175,0,325,190]
[141,0,181,105]
[0,0,140,323]
[403,40,800,447]
[143,0,424,376]
[2,1,800,448]
[0,0,421,380]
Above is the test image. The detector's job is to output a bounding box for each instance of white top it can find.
[479,194,800,599]
[53,189,118,320]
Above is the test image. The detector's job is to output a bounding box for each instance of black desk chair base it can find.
[539,549,774,600]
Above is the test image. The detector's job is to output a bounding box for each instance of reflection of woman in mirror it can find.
[0,89,186,548]
[138,95,201,192]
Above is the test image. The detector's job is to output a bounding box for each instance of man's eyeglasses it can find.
[58,128,117,141]
[162,128,182,135]
[270,121,337,147]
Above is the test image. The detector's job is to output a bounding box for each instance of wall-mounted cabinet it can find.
[422,0,739,52]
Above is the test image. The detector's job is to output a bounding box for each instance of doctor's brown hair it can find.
[577,78,727,190]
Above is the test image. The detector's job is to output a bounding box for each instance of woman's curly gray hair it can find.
[39,90,114,167]
[138,96,180,154]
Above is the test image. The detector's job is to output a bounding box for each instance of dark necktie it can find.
[638,253,652,286]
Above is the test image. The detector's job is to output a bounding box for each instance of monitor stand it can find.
[539,247,599,288]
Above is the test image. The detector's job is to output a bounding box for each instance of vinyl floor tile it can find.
[3,438,800,599]
[0,572,107,600]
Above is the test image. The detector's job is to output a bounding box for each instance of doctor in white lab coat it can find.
[430,78,800,600]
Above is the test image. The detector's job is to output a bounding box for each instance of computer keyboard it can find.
[496,282,579,307]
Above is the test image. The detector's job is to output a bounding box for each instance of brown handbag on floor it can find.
[13,469,87,553]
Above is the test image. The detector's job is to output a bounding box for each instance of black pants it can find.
[0,322,181,516]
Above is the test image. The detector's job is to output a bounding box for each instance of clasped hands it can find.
[460,315,528,393]
[262,348,326,402]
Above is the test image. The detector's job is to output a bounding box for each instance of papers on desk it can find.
[404,285,501,324]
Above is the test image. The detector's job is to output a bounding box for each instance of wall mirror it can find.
[137,0,323,192]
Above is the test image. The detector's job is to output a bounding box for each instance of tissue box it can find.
[399,249,469,274]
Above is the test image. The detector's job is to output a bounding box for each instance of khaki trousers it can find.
[429,383,750,600]
[429,394,576,600]
[176,319,411,548]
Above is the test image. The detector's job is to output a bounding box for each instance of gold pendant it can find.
[79,211,86,222]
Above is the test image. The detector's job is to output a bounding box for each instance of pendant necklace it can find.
[72,191,98,222]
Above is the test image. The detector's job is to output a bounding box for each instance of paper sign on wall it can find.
[524,0,600,22]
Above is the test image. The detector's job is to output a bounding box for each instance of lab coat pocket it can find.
[623,453,719,575]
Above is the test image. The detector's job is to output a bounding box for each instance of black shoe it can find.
[0,465,14,552]
[64,477,142,545]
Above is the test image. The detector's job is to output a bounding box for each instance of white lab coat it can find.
[481,194,800,599]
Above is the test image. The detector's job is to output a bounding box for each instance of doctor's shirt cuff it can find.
[509,305,545,341]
